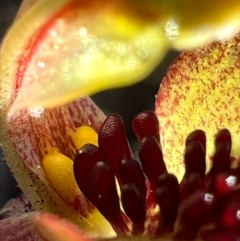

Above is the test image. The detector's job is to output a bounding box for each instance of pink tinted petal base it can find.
[0,212,43,241]
[5,97,105,217]
[0,193,34,220]
[34,212,94,241]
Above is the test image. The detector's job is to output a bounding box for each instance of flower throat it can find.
[72,110,240,240]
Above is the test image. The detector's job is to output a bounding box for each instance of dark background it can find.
[0,0,24,209]
[0,0,179,208]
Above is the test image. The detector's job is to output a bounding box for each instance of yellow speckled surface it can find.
[156,33,240,181]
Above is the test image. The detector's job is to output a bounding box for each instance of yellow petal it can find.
[161,0,240,49]
[1,0,168,115]
[155,32,240,181]
[2,0,240,114]
[0,212,44,240]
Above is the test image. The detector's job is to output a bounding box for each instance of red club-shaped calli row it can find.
[73,111,240,240]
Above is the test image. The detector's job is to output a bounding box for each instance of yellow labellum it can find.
[2,0,240,114]
[2,0,168,115]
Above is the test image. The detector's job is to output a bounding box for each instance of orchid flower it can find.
[0,0,240,241]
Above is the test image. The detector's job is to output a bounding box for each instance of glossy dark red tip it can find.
[156,173,179,233]
[88,161,129,234]
[132,110,160,143]
[215,129,232,145]
[157,173,180,201]
[184,140,206,179]
[208,129,232,178]
[73,144,105,196]
[156,187,177,232]
[120,158,147,201]
[139,136,167,191]
[98,114,132,183]
[186,130,206,154]
[210,142,231,177]
[121,183,146,234]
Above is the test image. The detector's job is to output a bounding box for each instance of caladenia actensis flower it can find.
[0,0,240,241]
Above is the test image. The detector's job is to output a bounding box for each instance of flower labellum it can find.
[1,0,240,114]
[1,0,169,114]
